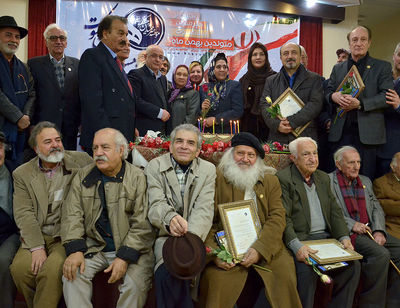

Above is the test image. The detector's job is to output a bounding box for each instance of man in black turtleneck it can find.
[325,26,394,180]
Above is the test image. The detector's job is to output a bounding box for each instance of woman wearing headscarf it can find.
[239,43,276,141]
[168,65,200,131]
[200,53,243,134]
[189,61,204,91]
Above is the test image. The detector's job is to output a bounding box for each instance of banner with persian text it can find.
[56,1,300,80]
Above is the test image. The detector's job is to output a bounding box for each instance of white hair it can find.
[333,146,358,163]
[218,148,275,191]
[391,152,400,168]
[94,128,128,160]
[43,23,67,40]
[288,137,317,158]
[394,43,400,55]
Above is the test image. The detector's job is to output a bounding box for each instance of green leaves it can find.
[266,104,281,119]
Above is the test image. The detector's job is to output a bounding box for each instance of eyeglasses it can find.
[47,35,67,42]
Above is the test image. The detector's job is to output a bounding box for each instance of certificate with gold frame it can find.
[336,65,365,98]
[301,239,363,264]
[217,200,261,260]
[272,87,310,137]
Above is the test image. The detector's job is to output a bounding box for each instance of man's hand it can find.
[201,99,211,111]
[169,215,188,237]
[386,89,400,109]
[373,231,386,246]
[341,238,354,251]
[17,115,30,130]
[352,222,371,234]
[214,256,236,271]
[240,248,261,268]
[205,117,216,127]
[278,118,293,134]
[161,109,170,122]
[332,92,360,111]
[296,245,318,264]
[63,251,85,281]
[325,120,331,132]
[104,257,128,283]
[31,249,47,275]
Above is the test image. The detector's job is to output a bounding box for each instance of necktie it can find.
[52,58,65,90]
[116,58,133,95]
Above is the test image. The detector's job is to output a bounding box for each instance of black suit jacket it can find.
[128,65,168,135]
[78,42,136,149]
[28,55,80,149]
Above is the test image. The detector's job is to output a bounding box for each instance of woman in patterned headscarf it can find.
[168,65,200,131]
[239,42,276,141]
[200,53,243,134]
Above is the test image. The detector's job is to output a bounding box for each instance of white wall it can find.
[322,6,358,79]
[0,0,29,62]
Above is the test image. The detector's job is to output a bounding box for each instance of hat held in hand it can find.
[162,232,206,280]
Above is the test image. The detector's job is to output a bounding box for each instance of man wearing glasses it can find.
[0,16,35,171]
[28,24,80,150]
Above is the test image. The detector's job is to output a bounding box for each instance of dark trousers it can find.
[355,233,400,308]
[236,267,271,308]
[154,264,194,308]
[331,123,378,180]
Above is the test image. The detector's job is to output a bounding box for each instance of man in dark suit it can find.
[128,45,169,136]
[277,137,360,308]
[79,15,135,154]
[325,26,394,180]
[28,24,80,150]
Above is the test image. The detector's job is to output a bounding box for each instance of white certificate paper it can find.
[279,96,302,118]
[226,208,258,255]
[308,243,351,260]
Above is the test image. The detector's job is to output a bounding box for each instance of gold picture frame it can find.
[217,200,262,260]
[336,65,365,98]
[271,87,310,137]
[301,239,363,264]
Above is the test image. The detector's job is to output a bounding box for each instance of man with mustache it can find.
[199,132,301,308]
[62,128,154,308]
[277,137,360,308]
[79,15,136,155]
[9,121,92,308]
[260,42,323,144]
[0,16,35,170]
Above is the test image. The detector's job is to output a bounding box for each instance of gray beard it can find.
[38,150,64,163]
[218,148,275,191]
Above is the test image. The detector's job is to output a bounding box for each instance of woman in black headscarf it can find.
[200,53,243,134]
[239,43,276,141]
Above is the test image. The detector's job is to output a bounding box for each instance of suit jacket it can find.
[79,42,136,149]
[260,65,323,144]
[325,56,393,144]
[12,151,92,249]
[28,55,80,149]
[128,66,168,135]
[145,153,216,270]
[373,172,400,239]
[277,164,349,246]
[329,171,386,236]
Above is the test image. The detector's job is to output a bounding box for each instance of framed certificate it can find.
[217,200,261,260]
[271,87,310,137]
[336,65,365,98]
[301,239,363,264]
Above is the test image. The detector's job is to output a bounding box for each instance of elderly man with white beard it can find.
[10,121,92,308]
[199,132,301,308]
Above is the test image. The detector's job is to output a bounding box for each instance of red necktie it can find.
[116,58,133,95]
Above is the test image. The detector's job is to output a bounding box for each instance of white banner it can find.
[57,1,300,80]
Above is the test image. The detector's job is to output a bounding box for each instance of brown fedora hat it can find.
[162,232,206,280]
[0,16,28,39]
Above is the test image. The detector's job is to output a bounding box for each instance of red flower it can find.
[273,141,284,151]
[263,144,270,154]
[205,246,212,254]
[349,71,354,78]
[202,84,209,93]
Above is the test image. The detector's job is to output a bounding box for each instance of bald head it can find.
[145,44,164,74]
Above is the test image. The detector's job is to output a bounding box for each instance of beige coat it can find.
[374,172,400,239]
[145,153,216,270]
[13,151,92,249]
[61,162,154,291]
[199,169,302,308]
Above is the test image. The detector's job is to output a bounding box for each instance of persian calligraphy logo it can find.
[125,7,165,50]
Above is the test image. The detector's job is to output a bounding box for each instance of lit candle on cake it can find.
[212,119,215,134]
[237,120,240,133]
[221,118,224,134]
[230,120,232,135]
[233,121,236,134]
[198,118,201,131]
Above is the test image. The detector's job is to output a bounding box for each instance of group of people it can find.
[1,11,400,308]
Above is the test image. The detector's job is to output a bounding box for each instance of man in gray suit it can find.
[325,26,394,179]
[329,146,400,308]
[28,24,80,150]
